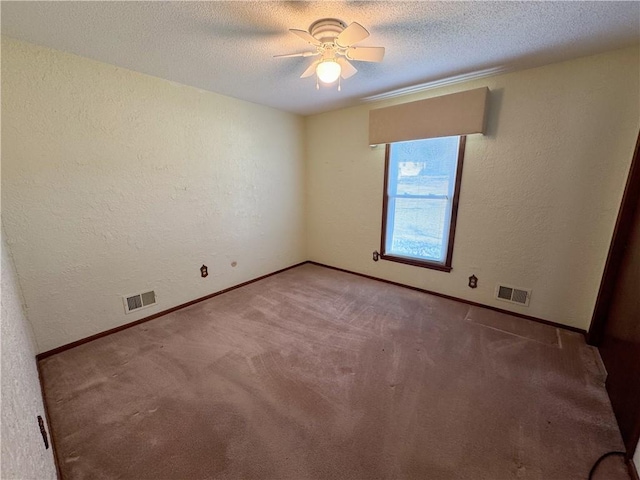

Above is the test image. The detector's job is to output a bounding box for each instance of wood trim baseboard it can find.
[36,258,586,360]
[307,261,587,336]
[36,261,308,360]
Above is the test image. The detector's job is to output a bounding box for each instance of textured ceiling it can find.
[2,1,639,115]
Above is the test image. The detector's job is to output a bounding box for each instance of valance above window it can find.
[368,87,489,145]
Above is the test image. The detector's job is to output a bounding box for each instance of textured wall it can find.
[1,232,58,479]
[1,37,306,353]
[306,46,639,330]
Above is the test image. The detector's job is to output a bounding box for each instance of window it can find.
[381,135,466,272]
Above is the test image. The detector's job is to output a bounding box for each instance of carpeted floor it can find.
[39,264,630,479]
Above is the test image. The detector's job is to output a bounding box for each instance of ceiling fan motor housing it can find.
[309,18,346,43]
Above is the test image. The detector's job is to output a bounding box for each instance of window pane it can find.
[391,137,459,196]
[384,136,462,266]
[388,197,448,262]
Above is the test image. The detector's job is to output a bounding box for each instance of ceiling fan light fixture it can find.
[277,18,384,89]
[316,60,341,84]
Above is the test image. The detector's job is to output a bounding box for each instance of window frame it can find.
[380,135,467,272]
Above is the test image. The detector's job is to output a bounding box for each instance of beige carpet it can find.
[39,264,629,479]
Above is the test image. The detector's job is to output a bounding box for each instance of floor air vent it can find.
[495,284,531,306]
[123,290,157,314]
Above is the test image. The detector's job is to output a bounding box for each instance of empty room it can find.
[2,2,640,479]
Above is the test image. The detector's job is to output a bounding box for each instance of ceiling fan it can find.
[275,18,385,90]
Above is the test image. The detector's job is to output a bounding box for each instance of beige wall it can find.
[305,46,639,330]
[3,36,638,350]
[1,37,307,353]
[1,231,58,479]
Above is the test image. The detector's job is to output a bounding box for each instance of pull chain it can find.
[338,76,341,92]
[316,75,319,90]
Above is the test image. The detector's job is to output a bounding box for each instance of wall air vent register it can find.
[495,284,531,306]
[123,290,156,314]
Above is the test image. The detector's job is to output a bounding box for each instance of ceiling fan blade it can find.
[300,60,320,78]
[346,46,385,62]
[337,58,357,79]
[290,29,321,46]
[274,51,319,58]
[336,22,370,47]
